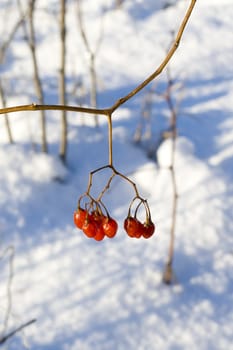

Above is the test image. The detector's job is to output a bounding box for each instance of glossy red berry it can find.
[94,225,105,241]
[142,221,155,239]
[134,221,144,239]
[89,211,106,241]
[124,217,141,238]
[74,208,87,229]
[102,217,118,238]
[82,218,97,238]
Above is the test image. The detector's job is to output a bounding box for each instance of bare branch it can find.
[76,0,105,126]
[0,319,36,346]
[0,80,14,143]
[0,246,15,339]
[0,0,196,119]
[162,68,180,285]
[0,16,24,63]
[109,0,196,113]
[28,0,48,152]
[0,103,110,116]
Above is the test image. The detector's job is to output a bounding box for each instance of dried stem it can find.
[0,0,196,122]
[86,164,140,200]
[0,103,110,116]
[0,319,36,345]
[0,246,14,339]
[0,81,13,144]
[0,12,24,144]
[109,0,196,113]
[162,68,179,285]
[0,15,24,64]
[77,0,104,127]
[107,114,113,166]
[20,0,48,152]
[59,0,68,162]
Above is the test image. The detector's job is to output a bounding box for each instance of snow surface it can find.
[0,0,233,349]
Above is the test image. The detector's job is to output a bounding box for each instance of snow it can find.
[1,0,233,349]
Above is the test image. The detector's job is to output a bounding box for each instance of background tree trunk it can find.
[0,80,14,144]
[59,0,68,163]
[28,0,47,153]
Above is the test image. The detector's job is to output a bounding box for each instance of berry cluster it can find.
[124,216,155,239]
[74,194,155,241]
[74,198,118,241]
[124,197,155,239]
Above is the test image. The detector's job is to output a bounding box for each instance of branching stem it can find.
[86,164,140,200]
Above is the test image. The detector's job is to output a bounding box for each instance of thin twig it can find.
[76,0,104,126]
[0,16,24,64]
[0,81,14,143]
[162,68,180,285]
[0,246,15,339]
[0,319,36,345]
[109,0,196,113]
[0,103,110,116]
[86,164,140,199]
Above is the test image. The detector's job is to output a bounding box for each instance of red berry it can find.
[82,218,97,238]
[89,211,106,241]
[94,225,105,241]
[74,208,87,229]
[142,221,155,239]
[124,217,141,238]
[102,217,118,238]
[134,221,144,239]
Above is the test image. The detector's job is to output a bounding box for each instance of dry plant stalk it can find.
[0,0,196,120]
[28,0,47,152]
[0,14,23,144]
[0,246,14,340]
[77,0,104,127]
[59,0,68,162]
[0,80,13,144]
[115,0,124,8]
[0,319,36,346]
[17,0,48,152]
[162,68,180,284]
[133,85,154,145]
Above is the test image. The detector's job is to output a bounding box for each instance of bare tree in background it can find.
[77,0,104,127]
[0,77,14,144]
[28,0,47,152]
[17,0,48,152]
[133,85,155,150]
[59,0,68,162]
[115,0,124,8]
[0,16,24,144]
[160,68,184,284]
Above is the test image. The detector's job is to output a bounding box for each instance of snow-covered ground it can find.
[0,0,233,349]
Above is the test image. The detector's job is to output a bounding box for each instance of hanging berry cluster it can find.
[124,197,155,239]
[74,195,118,241]
[73,166,156,241]
[73,113,155,241]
